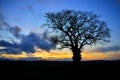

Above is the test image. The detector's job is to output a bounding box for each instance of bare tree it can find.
[45,10,110,65]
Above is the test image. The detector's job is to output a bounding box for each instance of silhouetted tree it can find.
[45,10,110,65]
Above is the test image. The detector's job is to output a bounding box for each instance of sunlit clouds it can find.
[0,48,120,61]
[0,48,72,61]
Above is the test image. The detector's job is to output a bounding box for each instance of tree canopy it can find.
[45,10,110,51]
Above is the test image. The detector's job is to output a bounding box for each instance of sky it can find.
[0,0,120,61]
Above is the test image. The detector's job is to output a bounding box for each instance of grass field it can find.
[0,60,120,80]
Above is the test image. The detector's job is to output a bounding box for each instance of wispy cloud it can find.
[92,45,120,53]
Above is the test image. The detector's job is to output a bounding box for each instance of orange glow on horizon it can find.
[0,48,120,61]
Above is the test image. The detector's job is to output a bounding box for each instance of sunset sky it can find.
[0,0,120,61]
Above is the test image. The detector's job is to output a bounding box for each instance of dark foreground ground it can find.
[0,60,120,80]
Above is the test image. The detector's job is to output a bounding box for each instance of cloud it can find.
[0,57,42,61]
[0,32,55,54]
[92,45,120,53]
[0,13,10,30]
[0,13,21,38]
[9,26,21,38]
[0,40,20,54]
[20,32,55,53]
[0,14,55,54]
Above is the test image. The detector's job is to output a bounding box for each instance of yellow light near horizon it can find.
[0,49,120,61]
[82,52,106,60]
[0,52,28,59]
[33,50,72,60]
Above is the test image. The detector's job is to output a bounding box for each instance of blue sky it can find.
[0,0,120,53]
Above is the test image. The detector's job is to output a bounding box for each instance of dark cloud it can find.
[0,32,55,54]
[0,40,20,54]
[0,14,55,54]
[20,32,55,53]
[0,57,43,61]
[92,45,120,52]
[10,26,21,38]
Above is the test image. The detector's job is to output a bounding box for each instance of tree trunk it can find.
[72,49,81,66]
